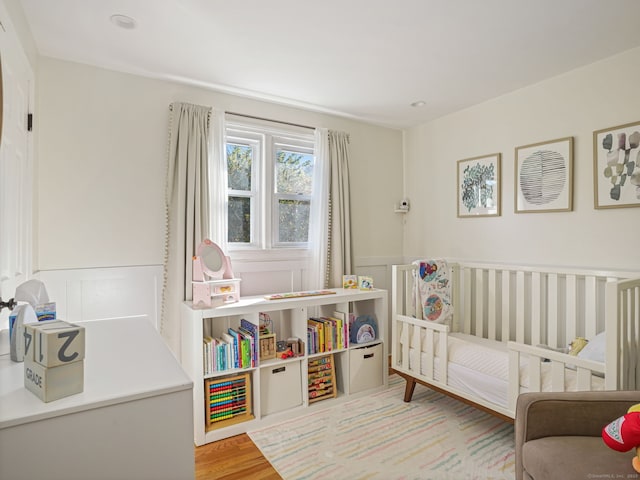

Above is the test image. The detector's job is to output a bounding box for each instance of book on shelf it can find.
[221,332,236,369]
[239,318,257,367]
[333,311,348,348]
[306,316,348,354]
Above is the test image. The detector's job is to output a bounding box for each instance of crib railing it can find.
[507,342,606,411]
[606,277,640,390]
[392,262,640,417]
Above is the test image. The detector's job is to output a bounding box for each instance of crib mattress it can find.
[407,332,604,408]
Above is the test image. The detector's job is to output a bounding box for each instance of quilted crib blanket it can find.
[412,259,453,323]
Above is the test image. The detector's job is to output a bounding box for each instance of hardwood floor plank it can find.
[195,433,281,480]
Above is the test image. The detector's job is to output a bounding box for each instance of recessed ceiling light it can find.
[410,100,426,108]
[110,14,137,30]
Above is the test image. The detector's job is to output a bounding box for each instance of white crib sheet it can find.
[407,332,604,408]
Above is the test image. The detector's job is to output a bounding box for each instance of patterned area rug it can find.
[248,375,515,480]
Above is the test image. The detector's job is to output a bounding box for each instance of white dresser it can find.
[0,316,194,480]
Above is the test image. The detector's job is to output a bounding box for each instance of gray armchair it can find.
[515,390,640,480]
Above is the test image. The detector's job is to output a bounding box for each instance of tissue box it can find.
[35,302,56,322]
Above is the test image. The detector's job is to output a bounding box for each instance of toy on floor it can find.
[602,403,640,472]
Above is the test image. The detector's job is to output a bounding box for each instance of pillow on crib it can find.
[577,332,606,363]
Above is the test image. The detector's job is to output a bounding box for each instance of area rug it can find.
[248,375,515,480]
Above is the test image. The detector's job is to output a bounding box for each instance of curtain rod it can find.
[226,111,315,131]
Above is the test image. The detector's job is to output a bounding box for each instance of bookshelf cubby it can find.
[181,287,388,445]
[308,354,337,403]
[205,373,253,431]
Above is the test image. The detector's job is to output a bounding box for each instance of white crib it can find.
[391,261,640,421]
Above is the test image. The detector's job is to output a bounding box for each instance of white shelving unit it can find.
[181,288,388,446]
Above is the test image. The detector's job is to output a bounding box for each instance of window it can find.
[225,117,315,254]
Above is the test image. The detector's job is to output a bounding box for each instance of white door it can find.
[0,5,34,330]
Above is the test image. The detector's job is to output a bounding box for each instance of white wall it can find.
[34,57,403,327]
[404,46,640,271]
[36,58,404,273]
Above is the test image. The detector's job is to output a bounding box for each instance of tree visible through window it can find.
[275,148,313,243]
[225,120,315,251]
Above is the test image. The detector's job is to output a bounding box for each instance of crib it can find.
[391,261,640,421]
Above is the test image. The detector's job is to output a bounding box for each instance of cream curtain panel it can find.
[326,130,353,288]
[306,128,329,290]
[161,102,212,354]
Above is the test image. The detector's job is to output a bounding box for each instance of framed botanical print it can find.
[457,153,501,218]
[593,121,640,209]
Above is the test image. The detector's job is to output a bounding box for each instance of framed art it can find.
[593,120,640,209]
[457,153,501,217]
[515,137,573,213]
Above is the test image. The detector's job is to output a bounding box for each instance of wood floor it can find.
[195,433,281,480]
[195,365,395,479]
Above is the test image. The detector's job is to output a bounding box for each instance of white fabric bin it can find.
[349,343,383,394]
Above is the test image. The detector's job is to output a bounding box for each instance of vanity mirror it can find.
[195,239,233,280]
[192,239,240,307]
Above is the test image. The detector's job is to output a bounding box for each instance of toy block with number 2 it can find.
[24,320,85,368]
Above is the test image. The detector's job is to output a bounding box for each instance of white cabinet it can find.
[181,288,388,445]
[0,317,194,480]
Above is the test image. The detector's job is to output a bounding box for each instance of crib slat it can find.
[621,289,630,388]
[516,271,525,343]
[411,324,422,376]
[585,276,597,340]
[626,291,638,389]
[529,356,542,391]
[401,322,410,371]
[475,269,484,337]
[631,286,639,389]
[548,274,559,348]
[576,367,592,390]
[502,270,510,341]
[551,361,565,391]
[566,275,577,343]
[424,327,434,379]
[508,349,520,411]
[488,269,497,340]
[531,272,541,346]
[463,268,472,334]
[439,329,448,384]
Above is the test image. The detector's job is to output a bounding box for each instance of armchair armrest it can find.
[515,390,640,480]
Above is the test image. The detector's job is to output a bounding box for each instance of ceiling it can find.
[19,0,640,129]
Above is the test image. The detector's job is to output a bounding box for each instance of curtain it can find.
[306,128,330,290]
[326,130,353,288]
[209,109,228,249]
[161,102,212,355]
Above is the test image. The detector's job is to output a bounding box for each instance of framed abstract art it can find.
[515,137,573,213]
[593,120,640,209]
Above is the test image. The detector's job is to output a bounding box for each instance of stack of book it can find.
[306,314,347,354]
[203,319,257,375]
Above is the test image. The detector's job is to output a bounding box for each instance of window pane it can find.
[227,144,252,191]
[278,199,310,242]
[276,150,313,195]
[228,196,251,243]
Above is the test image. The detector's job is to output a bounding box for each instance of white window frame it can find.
[224,117,315,260]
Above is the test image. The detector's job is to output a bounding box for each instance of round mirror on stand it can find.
[196,239,233,280]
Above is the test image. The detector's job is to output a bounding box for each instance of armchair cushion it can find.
[516,390,640,480]
[522,436,635,480]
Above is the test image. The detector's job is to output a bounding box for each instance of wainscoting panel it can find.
[33,257,404,340]
[37,266,162,329]
[233,259,306,296]
[354,256,405,345]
